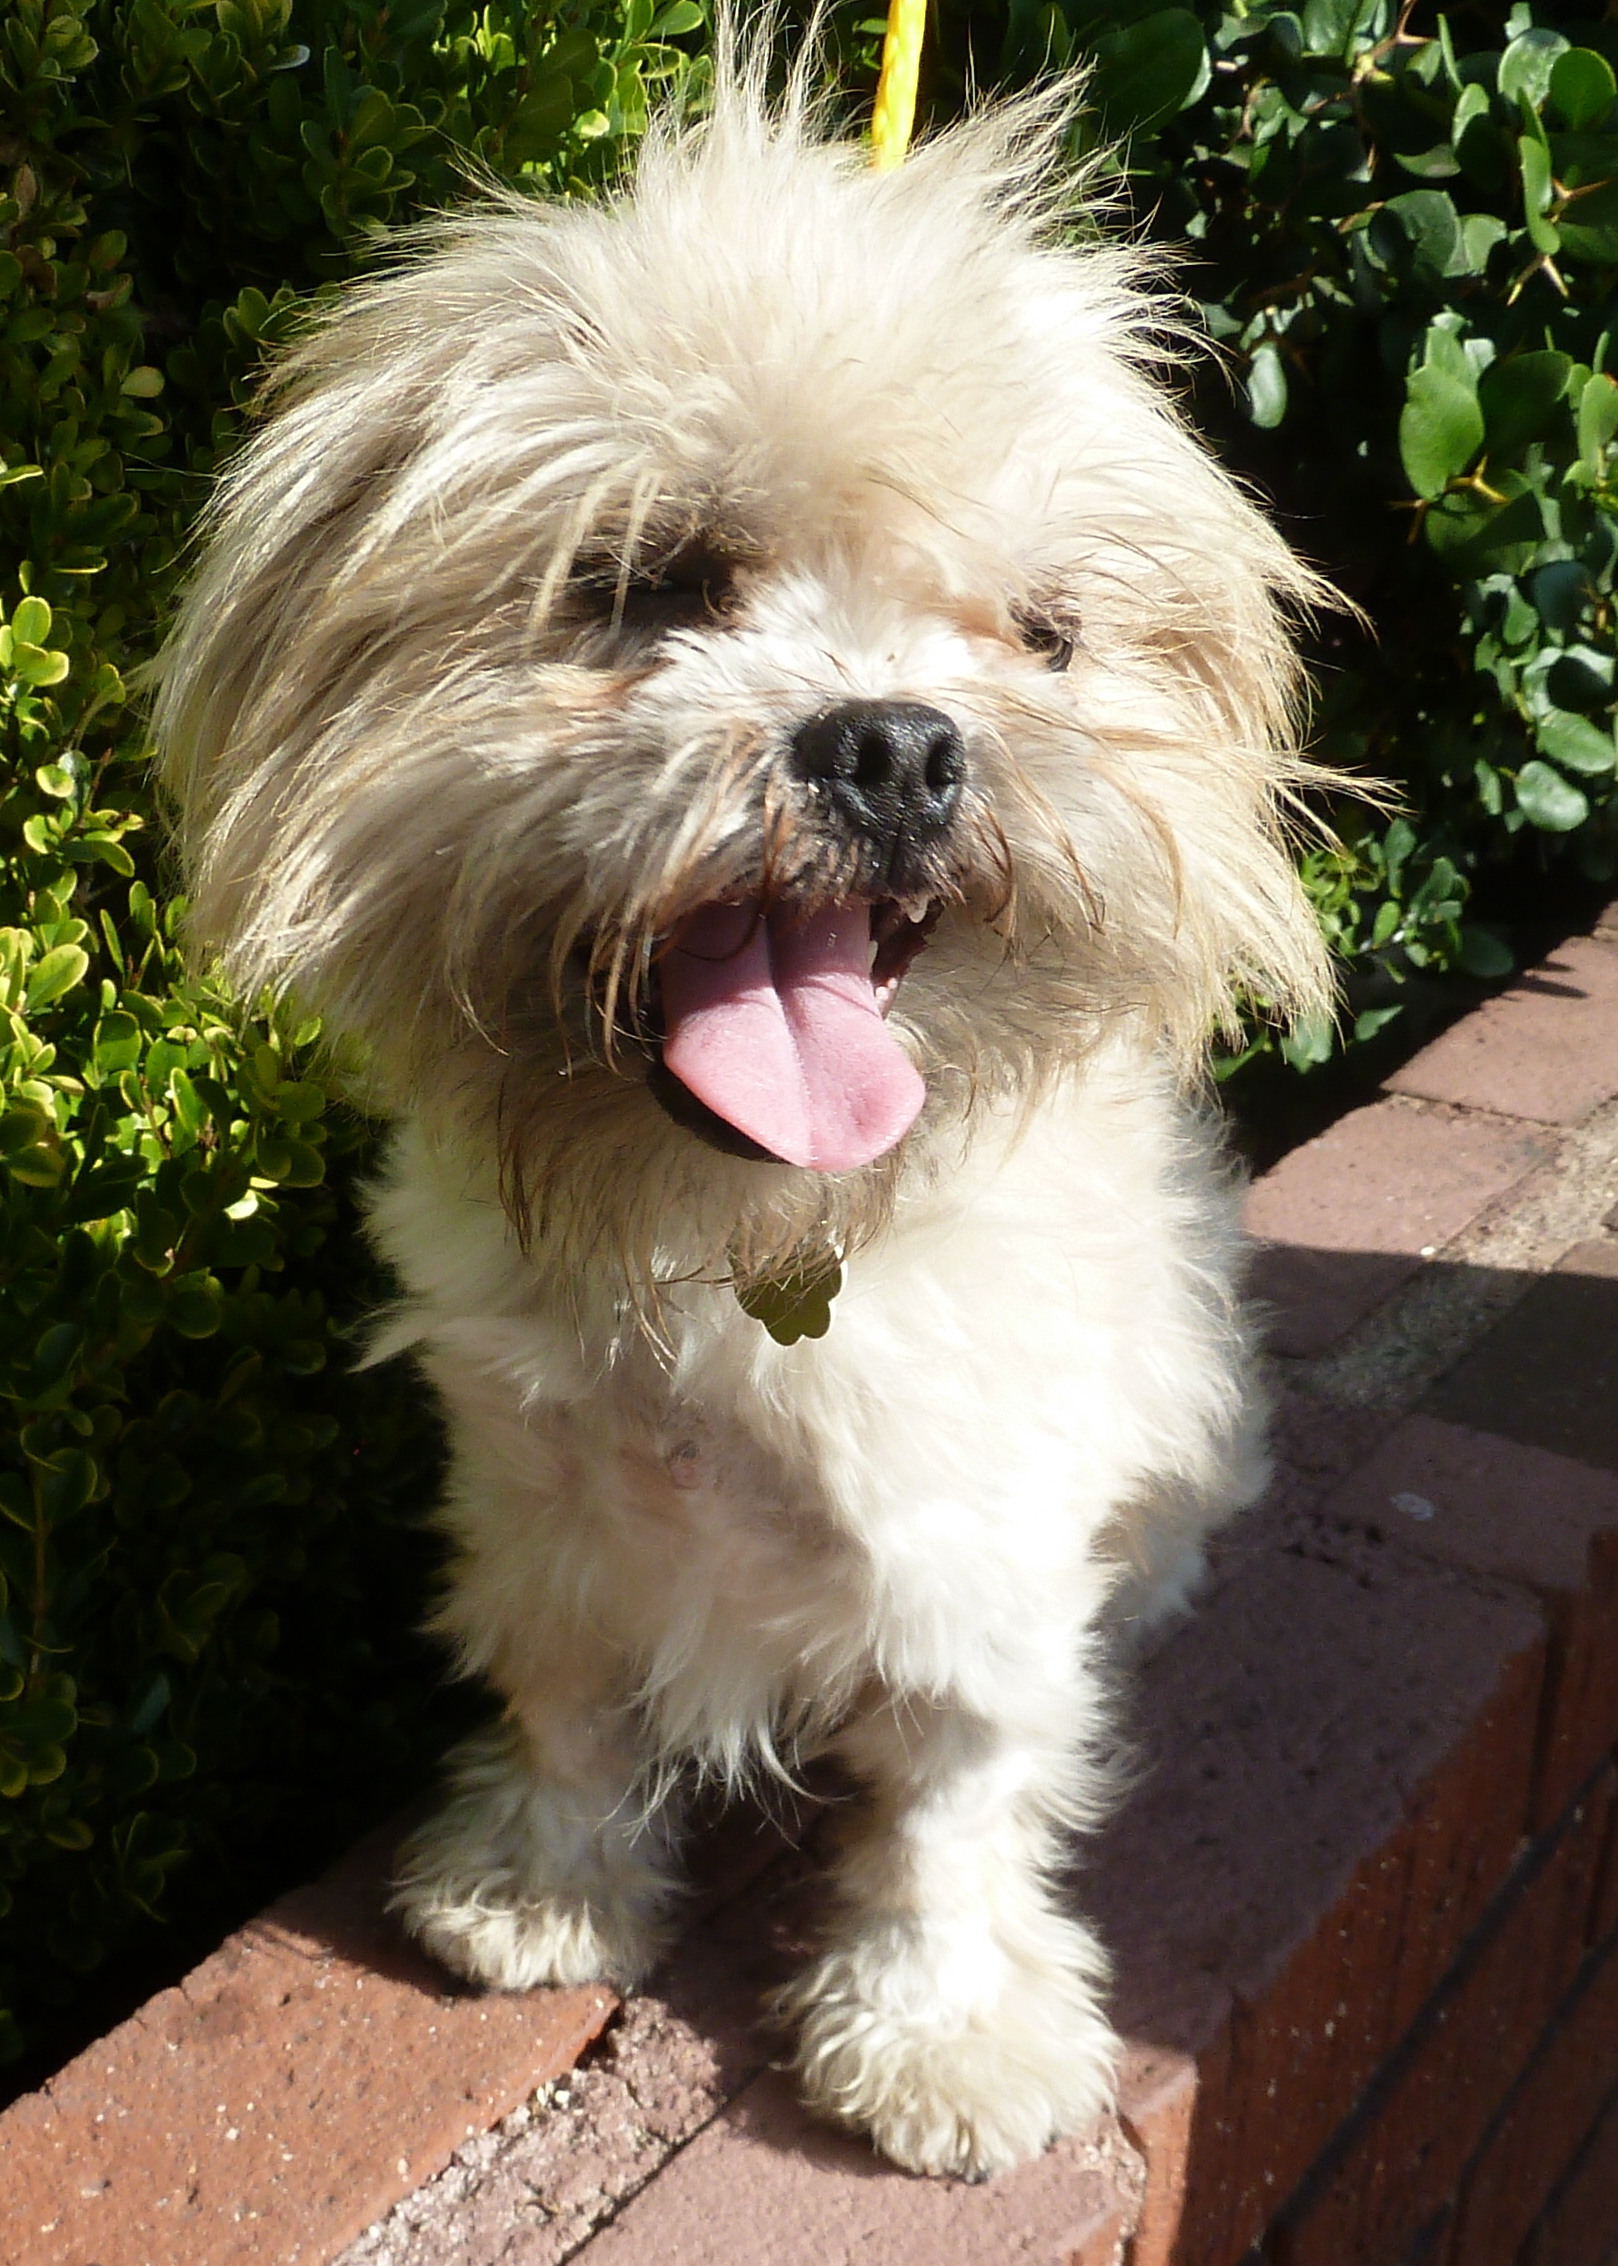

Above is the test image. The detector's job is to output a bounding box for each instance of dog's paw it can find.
[783,1939,1119,2178]
[393,1861,662,1991]
[390,1726,677,1992]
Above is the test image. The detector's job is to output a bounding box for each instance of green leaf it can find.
[7,1146,65,1188]
[1526,561,1588,636]
[24,946,89,1012]
[125,1671,171,1740]
[1536,712,1616,776]
[12,597,51,647]
[1087,10,1210,136]
[502,77,578,164]
[1558,179,1618,263]
[1383,190,1468,280]
[92,1012,141,1073]
[1453,82,1508,192]
[1577,373,1618,468]
[165,1276,225,1338]
[1499,28,1570,116]
[63,833,136,879]
[1547,48,1616,132]
[1247,341,1287,429]
[0,1109,43,1158]
[1519,137,1560,253]
[1279,1012,1336,1071]
[1301,0,1371,58]
[170,1068,207,1139]
[1548,649,1615,714]
[1478,351,1571,462]
[32,1322,83,1387]
[11,641,70,689]
[33,1452,97,1524]
[1459,213,1508,273]
[1514,760,1590,831]
[1400,362,1484,499]
[1424,483,1545,572]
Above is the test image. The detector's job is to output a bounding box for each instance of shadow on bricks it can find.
[1072,1229,1618,2266]
[1251,1244,1618,1472]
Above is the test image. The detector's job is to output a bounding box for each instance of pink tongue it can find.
[659,900,925,1172]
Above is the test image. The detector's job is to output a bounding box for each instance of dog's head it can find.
[154,66,1330,1281]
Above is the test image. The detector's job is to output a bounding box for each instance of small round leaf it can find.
[1400,363,1484,499]
[1515,761,1590,831]
[1548,48,1616,131]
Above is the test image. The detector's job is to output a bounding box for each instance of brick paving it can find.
[11,918,1618,2264]
[1244,1098,1553,1358]
[1385,932,1618,1123]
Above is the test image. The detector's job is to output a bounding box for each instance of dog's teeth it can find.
[900,894,932,925]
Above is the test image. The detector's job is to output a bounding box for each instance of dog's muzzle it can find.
[789,699,964,892]
[639,700,966,1177]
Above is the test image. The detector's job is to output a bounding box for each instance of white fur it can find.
[152,48,1329,2180]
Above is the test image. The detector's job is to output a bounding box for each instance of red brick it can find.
[1446,1932,1618,2266]
[1313,1415,1618,1824]
[0,1823,615,2266]
[1089,1530,1546,2266]
[1243,1100,1552,1356]
[1115,2046,1201,2266]
[561,2065,1142,2264]
[1424,1242,1618,1480]
[1273,1770,1615,2266]
[1593,1790,1618,1952]
[333,1815,843,2266]
[1521,2079,1618,2266]
[1386,933,1618,1123]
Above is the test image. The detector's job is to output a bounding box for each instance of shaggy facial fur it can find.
[153,52,1331,2180]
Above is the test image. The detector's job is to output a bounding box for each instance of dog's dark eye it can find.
[578,542,740,630]
[639,548,739,620]
[1012,604,1076,673]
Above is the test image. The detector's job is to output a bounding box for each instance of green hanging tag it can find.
[735,1254,843,1345]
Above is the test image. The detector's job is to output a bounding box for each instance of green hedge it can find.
[0,0,707,2070]
[922,0,1618,1069]
[3,0,1616,2071]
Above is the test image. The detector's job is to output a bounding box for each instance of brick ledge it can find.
[9,920,1618,2266]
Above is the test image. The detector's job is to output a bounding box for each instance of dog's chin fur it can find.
[153,38,1332,2180]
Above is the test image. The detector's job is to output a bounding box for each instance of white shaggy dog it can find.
[153,47,1330,2181]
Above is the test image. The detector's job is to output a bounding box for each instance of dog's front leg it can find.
[391,1658,681,1993]
[782,1684,1117,2178]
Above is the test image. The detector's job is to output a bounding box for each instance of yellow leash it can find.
[869,0,925,170]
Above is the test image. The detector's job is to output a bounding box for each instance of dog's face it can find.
[155,87,1328,1279]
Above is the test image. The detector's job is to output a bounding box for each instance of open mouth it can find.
[644,894,940,1172]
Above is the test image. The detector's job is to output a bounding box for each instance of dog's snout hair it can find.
[789,698,966,889]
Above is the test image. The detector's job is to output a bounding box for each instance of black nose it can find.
[789,700,965,867]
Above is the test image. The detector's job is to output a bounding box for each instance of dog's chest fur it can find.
[366,1045,1245,1772]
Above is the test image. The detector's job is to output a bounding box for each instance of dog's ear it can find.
[148,291,432,992]
[147,201,605,1047]
[1024,376,1341,1063]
